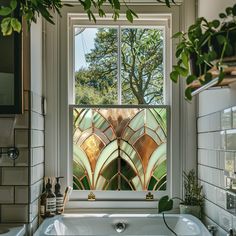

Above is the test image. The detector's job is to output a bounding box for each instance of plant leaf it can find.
[126,9,133,23]
[11,18,21,33]
[185,87,192,101]
[158,196,173,213]
[186,75,197,85]
[0,7,13,16]
[10,0,17,10]
[170,71,179,83]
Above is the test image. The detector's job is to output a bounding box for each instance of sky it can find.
[74,28,98,71]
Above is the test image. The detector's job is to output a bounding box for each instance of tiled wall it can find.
[198,105,236,235]
[0,21,44,235]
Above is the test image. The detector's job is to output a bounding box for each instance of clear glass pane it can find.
[73,107,167,191]
[74,27,118,105]
[121,28,164,105]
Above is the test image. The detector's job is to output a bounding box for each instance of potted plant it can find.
[158,169,204,219]
[170,3,236,100]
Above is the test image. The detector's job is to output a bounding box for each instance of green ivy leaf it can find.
[126,9,133,23]
[185,87,192,101]
[172,31,183,39]
[158,196,173,213]
[205,72,212,83]
[10,0,17,10]
[170,71,179,83]
[0,7,13,16]
[11,18,21,33]
[232,4,236,16]
[212,20,220,29]
[181,51,189,68]
[226,7,232,15]
[186,75,197,85]
[219,13,227,18]
[113,0,121,10]
[173,65,188,77]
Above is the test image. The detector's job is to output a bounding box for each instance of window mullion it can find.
[117,26,122,105]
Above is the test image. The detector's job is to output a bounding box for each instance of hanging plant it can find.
[0,0,177,36]
[170,3,236,100]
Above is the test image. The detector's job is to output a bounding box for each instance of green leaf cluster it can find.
[170,3,236,101]
[0,0,178,36]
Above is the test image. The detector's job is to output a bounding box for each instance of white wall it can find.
[197,1,236,235]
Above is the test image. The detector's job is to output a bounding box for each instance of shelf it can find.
[190,66,236,89]
[189,63,236,97]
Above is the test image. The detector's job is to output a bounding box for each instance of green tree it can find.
[75,27,164,105]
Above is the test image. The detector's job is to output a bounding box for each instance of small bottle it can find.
[40,179,47,218]
[55,177,64,214]
[45,178,56,217]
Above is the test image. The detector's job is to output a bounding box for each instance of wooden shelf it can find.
[189,66,236,89]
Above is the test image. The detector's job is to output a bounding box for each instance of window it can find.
[68,15,171,201]
[74,26,164,105]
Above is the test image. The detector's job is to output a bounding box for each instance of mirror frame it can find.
[0,7,22,114]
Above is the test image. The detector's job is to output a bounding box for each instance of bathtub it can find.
[34,213,211,236]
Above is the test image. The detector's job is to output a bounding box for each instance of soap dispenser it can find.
[45,178,56,217]
[55,177,64,214]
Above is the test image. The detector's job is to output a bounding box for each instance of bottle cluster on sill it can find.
[40,177,64,218]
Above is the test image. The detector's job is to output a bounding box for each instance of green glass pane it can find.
[78,109,93,131]
[102,159,118,179]
[81,176,90,190]
[129,109,145,131]
[120,158,137,180]
[129,128,145,145]
[73,160,85,179]
[120,175,133,190]
[73,176,83,190]
[122,127,134,141]
[153,160,167,179]
[106,175,118,190]
[148,176,157,190]
[155,175,166,190]
[146,128,161,145]
[146,109,159,130]
[93,111,109,131]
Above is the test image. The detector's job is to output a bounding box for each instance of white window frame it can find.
[65,14,172,207]
[44,3,194,208]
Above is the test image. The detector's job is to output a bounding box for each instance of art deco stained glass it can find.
[73,107,167,191]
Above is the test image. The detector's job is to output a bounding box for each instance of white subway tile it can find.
[31,92,42,114]
[29,199,39,222]
[221,108,232,130]
[0,118,15,147]
[1,205,28,223]
[0,153,14,166]
[15,186,29,204]
[226,129,236,151]
[2,167,28,185]
[31,112,44,131]
[15,129,29,148]
[15,148,29,166]
[31,130,44,148]
[216,188,226,209]
[210,112,221,131]
[31,147,44,166]
[30,180,43,203]
[0,186,14,203]
[30,164,44,185]
[218,208,233,232]
[15,112,29,128]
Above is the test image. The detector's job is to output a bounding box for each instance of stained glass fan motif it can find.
[73,107,167,191]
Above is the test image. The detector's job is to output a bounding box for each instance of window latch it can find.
[146,192,154,201]
[88,192,96,201]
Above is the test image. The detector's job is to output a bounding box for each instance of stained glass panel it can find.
[73,107,167,191]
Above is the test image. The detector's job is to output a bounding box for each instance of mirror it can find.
[0,2,22,114]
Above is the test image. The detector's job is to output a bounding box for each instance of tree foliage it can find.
[75,27,164,105]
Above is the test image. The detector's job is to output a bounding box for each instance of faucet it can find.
[207,225,217,236]
[227,229,234,236]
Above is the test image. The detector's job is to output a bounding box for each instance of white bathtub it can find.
[34,214,211,236]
